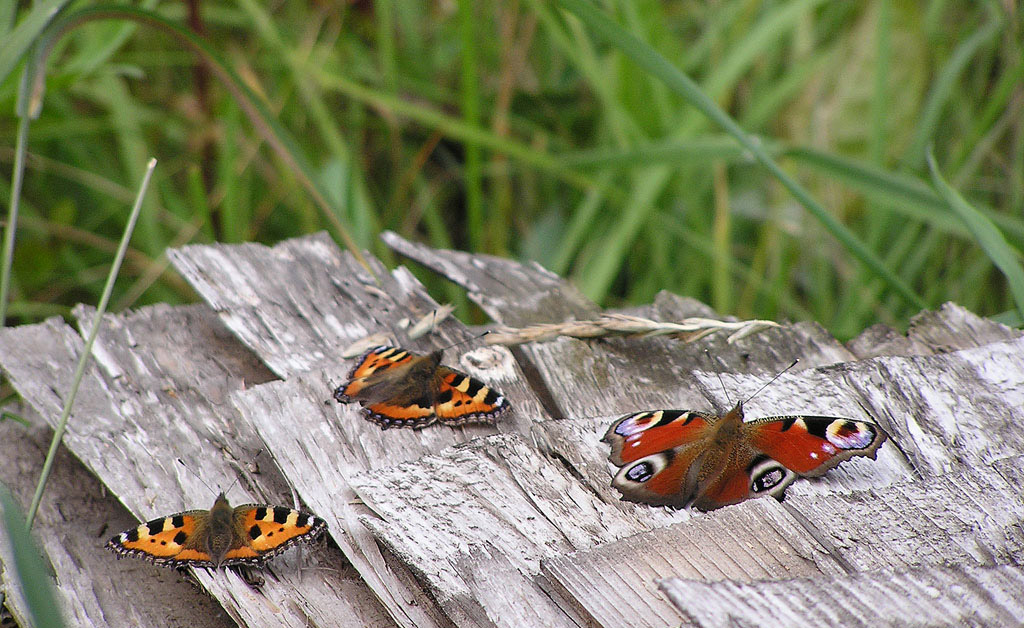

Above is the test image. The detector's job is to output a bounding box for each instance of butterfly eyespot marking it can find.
[616,452,674,486]
[827,419,876,449]
[749,458,792,494]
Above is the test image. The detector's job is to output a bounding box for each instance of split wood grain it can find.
[0,412,234,628]
[0,307,394,628]
[167,233,555,627]
[659,563,1024,627]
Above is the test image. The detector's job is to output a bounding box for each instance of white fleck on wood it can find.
[0,307,394,628]
[659,563,1024,628]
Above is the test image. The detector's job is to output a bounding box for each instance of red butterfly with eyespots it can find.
[334,345,510,429]
[603,402,888,511]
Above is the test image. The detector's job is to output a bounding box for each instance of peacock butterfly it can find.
[603,402,888,511]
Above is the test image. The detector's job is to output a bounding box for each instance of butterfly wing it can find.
[336,345,510,429]
[362,397,437,429]
[335,346,438,428]
[603,410,716,508]
[692,414,888,511]
[334,345,417,402]
[431,365,509,426]
[106,509,217,567]
[746,415,888,476]
[223,505,326,566]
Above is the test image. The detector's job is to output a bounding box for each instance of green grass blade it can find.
[0,108,29,326]
[555,0,926,310]
[39,6,369,270]
[1,486,66,628]
[904,17,1001,170]
[786,146,1024,243]
[26,158,155,527]
[0,0,72,87]
[458,0,484,250]
[926,149,1024,320]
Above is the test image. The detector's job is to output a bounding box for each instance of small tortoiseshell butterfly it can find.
[603,403,888,511]
[106,492,326,568]
[333,345,510,429]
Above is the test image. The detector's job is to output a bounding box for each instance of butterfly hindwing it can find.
[226,504,326,563]
[433,366,509,426]
[363,398,437,429]
[334,344,510,429]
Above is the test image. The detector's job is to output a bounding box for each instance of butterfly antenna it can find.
[437,330,491,354]
[741,359,799,405]
[176,458,220,496]
[703,348,731,407]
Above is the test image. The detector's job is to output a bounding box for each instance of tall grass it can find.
[1,1,1022,340]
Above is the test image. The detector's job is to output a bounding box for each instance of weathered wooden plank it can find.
[351,429,1022,628]
[847,302,1021,359]
[0,308,394,628]
[539,455,1024,628]
[540,500,849,628]
[0,413,235,628]
[381,230,598,326]
[784,455,1024,572]
[167,234,555,627]
[347,433,655,627]
[659,563,1024,628]
[380,232,1024,627]
[227,372,477,628]
[167,233,394,378]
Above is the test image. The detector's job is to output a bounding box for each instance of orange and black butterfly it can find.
[334,345,509,429]
[106,492,325,568]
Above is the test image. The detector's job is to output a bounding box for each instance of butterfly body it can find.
[106,492,326,568]
[604,402,888,511]
[334,345,509,429]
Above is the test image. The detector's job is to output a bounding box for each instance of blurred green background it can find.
[1,0,1022,340]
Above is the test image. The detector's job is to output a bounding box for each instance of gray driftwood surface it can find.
[0,230,1021,628]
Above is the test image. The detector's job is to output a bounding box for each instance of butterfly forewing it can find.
[226,504,326,564]
[107,509,208,566]
[604,410,714,465]
[746,415,887,476]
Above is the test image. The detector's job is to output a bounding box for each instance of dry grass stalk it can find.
[485,313,779,346]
